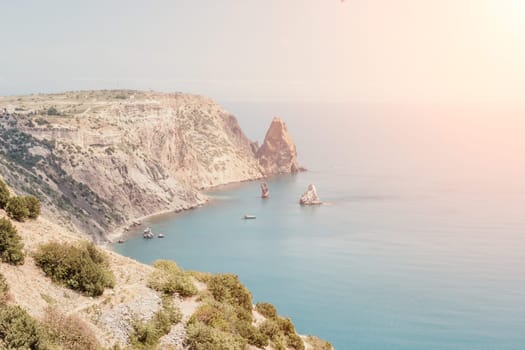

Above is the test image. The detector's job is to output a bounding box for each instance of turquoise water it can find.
[115,103,525,349]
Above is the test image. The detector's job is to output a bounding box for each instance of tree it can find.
[23,196,41,219]
[0,179,9,209]
[5,197,29,222]
[47,106,59,116]
[0,218,24,265]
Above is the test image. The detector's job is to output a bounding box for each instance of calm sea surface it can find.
[114,102,525,349]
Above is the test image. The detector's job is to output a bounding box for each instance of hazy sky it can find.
[1,0,524,103]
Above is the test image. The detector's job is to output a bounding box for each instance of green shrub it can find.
[0,273,9,304]
[260,317,305,350]
[260,318,281,340]
[0,179,9,209]
[0,305,47,350]
[0,218,25,265]
[235,320,268,348]
[148,260,197,297]
[35,117,50,125]
[46,107,59,116]
[306,335,333,350]
[185,321,247,350]
[187,270,213,283]
[34,241,115,297]
[255,302,277,319]
[129,296,182,349]
[23,196,41,219]
[43,307,100,350]
[5,196,29,222]
[189,299,266,348]
[207,274,252,311]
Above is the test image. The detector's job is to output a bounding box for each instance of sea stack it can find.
[261,182,270,198]
[257,117,300,176]
[299,184,322,205]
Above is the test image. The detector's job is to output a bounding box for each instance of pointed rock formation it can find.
[257,117,300,176]
[260,182,270,198]
[299,184,322,205]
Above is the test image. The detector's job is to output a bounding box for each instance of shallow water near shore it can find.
[115,102,525,349]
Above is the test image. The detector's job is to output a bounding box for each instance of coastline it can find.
[106,176,264,244]
[105,172,302,245]
[106,199,208,243]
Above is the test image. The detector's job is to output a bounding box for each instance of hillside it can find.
[0,90,300,240]
[0,200,331,349]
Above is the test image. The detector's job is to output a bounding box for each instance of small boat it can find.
[243,215,256,220]
[157,233,165,238]
[143,227,154,239]
[117,239,125,244]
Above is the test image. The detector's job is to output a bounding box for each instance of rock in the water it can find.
[257,117,300,176]
[261,182,270,198]
[299,184,322,205]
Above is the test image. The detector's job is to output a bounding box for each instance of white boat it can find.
[143,227,154,239]
[158,233,165,238]
[243,214,256,220]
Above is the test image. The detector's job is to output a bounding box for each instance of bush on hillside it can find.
[0,273,9,304]
[0,217,25,265]
[0,179,9,209]
[34,241,115,297]
[306,335,333,350]
[23,196,41,219]
[129,296,182,349]
[185,321,247,350]
[0,305,47,350]
[188,298,267,348]
[46,107,59,116]
[5,196,29,222]
[255,302,278,319]
[260,317,305,350]
[43,307,100,350]
[207,274,252,312]
[148,260,197,297]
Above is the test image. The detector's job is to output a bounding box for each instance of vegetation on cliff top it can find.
[0,305,47,350]
[0,217,25,265]
[0,179,9,209]
[128,296,182,349]
[148,259,198,297]
[34,241,115,297]
[185,273,307,350]
[0,273,9,303]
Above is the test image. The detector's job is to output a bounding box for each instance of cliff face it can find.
[257,117,300,175]
[0,90,299,239]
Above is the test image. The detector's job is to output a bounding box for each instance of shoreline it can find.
[106,199,208,244]
[106,176,266,244]
[105,173,300,245]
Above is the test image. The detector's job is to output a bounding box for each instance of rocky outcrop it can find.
[257,117,300,176]
[0,91,301,240]
[299,184,322,205]
[260,182,270,198]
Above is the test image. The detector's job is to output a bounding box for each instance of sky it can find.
[1,0,524,104]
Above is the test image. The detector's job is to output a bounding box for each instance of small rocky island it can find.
[261,182,270,198]
[300,184,322,205]
[257,117,300,175]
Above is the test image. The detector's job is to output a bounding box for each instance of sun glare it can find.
[495,0,525,33]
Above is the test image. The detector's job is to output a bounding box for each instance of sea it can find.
[114,101,525,350]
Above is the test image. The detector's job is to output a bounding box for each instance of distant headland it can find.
[0,90,302,241]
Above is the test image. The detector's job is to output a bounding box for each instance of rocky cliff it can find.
[257,117,300,175]
[0,90,301,240]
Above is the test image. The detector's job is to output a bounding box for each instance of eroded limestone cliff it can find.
[0,90,300,240]
[256,117,300,175]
